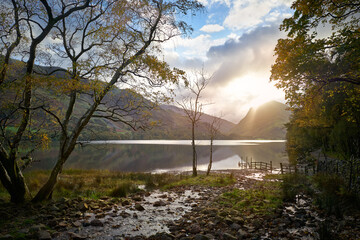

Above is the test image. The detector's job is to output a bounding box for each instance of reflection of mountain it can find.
[31,142,288,171]
[230,101,290,139]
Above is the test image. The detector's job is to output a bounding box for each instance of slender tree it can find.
[178,70,210,176]
[206,115,222,176]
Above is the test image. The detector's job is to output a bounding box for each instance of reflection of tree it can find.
[32,142,288,171]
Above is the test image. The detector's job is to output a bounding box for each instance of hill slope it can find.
[1,60,234,140]
[230,101,290,139]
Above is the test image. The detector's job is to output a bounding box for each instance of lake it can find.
[31,140,288,172]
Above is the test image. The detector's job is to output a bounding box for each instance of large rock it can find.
[153,200,167,207]
[134,203,145,211]
[90,219,103,227]
[38,230,51,240]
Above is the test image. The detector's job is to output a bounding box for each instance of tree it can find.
[0,0,92,204]
[0,0,203,203]
[178,70,210,177]
[206,115,222,176]
[271,0,360,191]
[271,0,360,109]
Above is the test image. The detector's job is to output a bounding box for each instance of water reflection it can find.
[31,140,288,172]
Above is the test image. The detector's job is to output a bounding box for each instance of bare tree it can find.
[206,115,222,176]
[178,70,210,177]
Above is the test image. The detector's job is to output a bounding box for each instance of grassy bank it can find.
[281,173,360,217]
[0,169,236,201]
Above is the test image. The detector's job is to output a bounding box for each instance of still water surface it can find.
[32,140,288,172]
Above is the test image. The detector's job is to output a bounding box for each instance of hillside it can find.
[1,60,234,140]
[229,101,290,139]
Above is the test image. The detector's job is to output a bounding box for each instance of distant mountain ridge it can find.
[2,59,289,140]
[229,101,290,139]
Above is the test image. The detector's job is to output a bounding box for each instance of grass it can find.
[218,179,282,216]
[163,173,236,189]
[0,170,238,201]
[280,173,360,217]
[0,169,188,201]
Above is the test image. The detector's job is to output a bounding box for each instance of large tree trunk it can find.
[207,138,213,176]
[191,123,197,177]
[32,153,67,202]
[0,155,26,203]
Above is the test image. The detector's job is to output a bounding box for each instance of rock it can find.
[122,199,130,206]
[77,202,88,212]
[159,194,167,198]
[188,224,201,234]
[230,223,241,231]
[238,229,249,237]
[82,221,90,227]
[149,232,174,240]
[30,224,46,232]
[118,211,129,218]
[134,203,145,211]
[38,230,51,240]
[224,217,233,225]
[68,232,87,240]
[49,205,59,211]
[58,221,68,227]
[72,221,82,227]
[95,213,106,219]
[0,234,13,240]
[153,200,167,207]
[132,196,143,202]
[90,219,103,227]
[223,233,237,240]
[194,234,210,240]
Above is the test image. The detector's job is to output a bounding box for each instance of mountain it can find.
[160,105,235,134]
[1,60,235,140]
[230,101,290,139]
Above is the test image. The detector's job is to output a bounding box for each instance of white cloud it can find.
[162,34,227,61]
[223,0,293,30]
[200,24,225,33]
[200,0,231,7]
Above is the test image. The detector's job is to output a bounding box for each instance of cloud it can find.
[200,24,225,33]
[206,22,285,86]
[223,0,293,30]
[198,0,231,7]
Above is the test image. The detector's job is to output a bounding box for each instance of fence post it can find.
[280,163,283,174]
[313,164,315,175]
[270,161,272,173]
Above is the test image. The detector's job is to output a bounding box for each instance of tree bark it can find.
[207,138,213,176]
[192,122,197,177]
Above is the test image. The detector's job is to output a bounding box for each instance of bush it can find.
[312,173,359,217]
[109,181,138,198]
[281,174,312,202]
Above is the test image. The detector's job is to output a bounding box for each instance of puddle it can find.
[69,190,201,239]
[245,172,266,181]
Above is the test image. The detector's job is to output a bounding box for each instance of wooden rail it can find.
[279,163,297,174]
[238,160,273,172]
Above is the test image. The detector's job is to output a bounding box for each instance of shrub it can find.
[281,174,312,202]
[312,173,359,217]
[109,181,138,198]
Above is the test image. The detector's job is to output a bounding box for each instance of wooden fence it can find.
[238,160,273,172]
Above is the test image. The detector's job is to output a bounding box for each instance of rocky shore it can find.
[1,170,359,240]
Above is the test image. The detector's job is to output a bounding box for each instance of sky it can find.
[162,0,294,123]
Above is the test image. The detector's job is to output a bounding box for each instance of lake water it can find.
[32,140,288,172]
